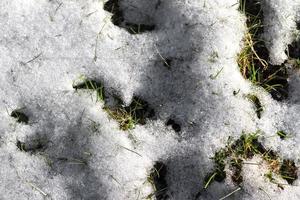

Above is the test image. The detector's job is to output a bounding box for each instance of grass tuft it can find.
[203,131,298,189]
[104,97,154,131]
[73,76,105,102]
[238,0,288,101]
[280,160,298,184]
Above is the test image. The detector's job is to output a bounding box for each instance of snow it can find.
[0,0,300,199]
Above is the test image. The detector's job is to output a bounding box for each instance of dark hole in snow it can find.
[166,119,181,132]
[296,21,300,30]
[285,21,300,69]
[103,0,155,34]
[280,159,298,185]
[148,162,169,200]
[103,0,124,26]
[16,138,47,153]
[125,96,155,125]
[11,110,29,124]
[286,39,300,60]
[125,23,155,34]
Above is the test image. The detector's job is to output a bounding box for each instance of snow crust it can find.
[0,0,299,199]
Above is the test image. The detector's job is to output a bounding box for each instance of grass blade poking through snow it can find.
[237,0,288,101]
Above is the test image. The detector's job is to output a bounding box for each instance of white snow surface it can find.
[0,0,299,199]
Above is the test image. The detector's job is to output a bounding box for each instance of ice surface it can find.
[0,0,300,199]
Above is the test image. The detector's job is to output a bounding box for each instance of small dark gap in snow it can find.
[148,162,169,200]
[166,119,181,133]
[285,20,300,71]
[287,39,300,60]
[16,135,48,153]
[10,109,29,124]
[103,0,156,34]
[286,20,300,60]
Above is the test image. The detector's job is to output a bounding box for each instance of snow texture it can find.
[0,0,299,199]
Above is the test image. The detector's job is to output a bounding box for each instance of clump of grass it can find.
[280,160,298,184]
[146,162,168,200]
[11,109,29,124]
[104,106,136,130]
[238,0,288,101]
[204,149,228,188]
[73,76,105,102]
[73,76,155,131]
[104,96,154,131]
[246,94,263,119]
[204,131,298,189]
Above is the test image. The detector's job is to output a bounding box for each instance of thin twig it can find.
[27,181,48,197]
[155,45,170,68]
[119,145,142,157]
[219,187,241,200]
[25,52,43,64]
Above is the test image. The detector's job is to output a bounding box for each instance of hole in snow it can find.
[16,136,48,153]
[166,119,181,132]
[147,162,169,200]
[103,0,156,34]
[11,109,29,124]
